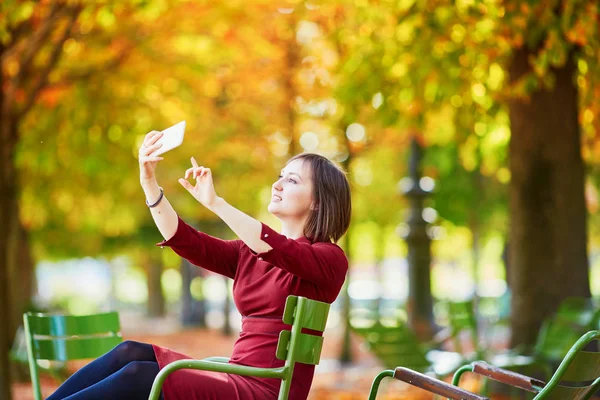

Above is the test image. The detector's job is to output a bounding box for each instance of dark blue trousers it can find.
[46,340,163,400]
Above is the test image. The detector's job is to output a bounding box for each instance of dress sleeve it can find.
[254,223,348,289]
[156,215,241,279]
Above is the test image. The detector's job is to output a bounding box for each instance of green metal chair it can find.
[148,295,330,400]
[453,330,600,399]
[10,326,68,382]
[350,318,464,378]
[435,299,482,358]
[368,367,489,400]
[482,297,599,382]
[23,311,123,400]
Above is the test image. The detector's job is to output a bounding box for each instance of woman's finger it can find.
[144,130,159,139]
[193,167,206,179]
[184,167,195,180]
[191,157,199,168]
[143,130,160,144]
[144,142,163,156]
[146,131,163,147]
[179,178,194,192]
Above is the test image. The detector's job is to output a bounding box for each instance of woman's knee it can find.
[110,340,154,363]
[115,340,143,353]
[118,361,160,381]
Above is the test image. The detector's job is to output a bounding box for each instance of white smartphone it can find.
[153,121,186,156]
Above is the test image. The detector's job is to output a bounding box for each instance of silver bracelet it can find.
[146,187,164,208]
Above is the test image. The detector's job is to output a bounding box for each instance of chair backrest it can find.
[275,296,330,400]
[535,312,595,363]
[536,330,600,400]
[555,297,599,328]
[445,299,479,355]
[351,319,429,371]
[24,311,122,400]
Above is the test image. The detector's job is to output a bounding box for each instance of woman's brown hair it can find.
[286,153,351,243]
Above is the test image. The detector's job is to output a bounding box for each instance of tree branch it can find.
[2,3,67,123]
[17,5,83,119]
[16,3,66,80]
[66,48,134,82]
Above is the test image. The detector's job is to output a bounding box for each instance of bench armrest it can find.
[148,360,287,400]
[471,361,545,392]
[393,367,489,400]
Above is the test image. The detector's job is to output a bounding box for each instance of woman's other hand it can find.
[180,157,220,209]
[139,130,164,184]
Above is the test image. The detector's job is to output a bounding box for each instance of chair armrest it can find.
[393,367,489,400]
[202,356,230,363]
[148,360,287,400]
[471,361,545,392]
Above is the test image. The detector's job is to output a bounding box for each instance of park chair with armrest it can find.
[350,318,464,378]
[10,326,68,382]
[148,295,330,400]
[452,330,600,399]
[367,367,490,400]
[23,311,123,400]
[482,296,600,383]
[467,299,599,397]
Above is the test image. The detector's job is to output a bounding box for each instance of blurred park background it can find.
[1,0,600,399]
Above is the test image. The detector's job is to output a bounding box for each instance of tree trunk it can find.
[338,232,353,364]
[338,157,353,363]
[508,48,590,347]
[281,11,299,157]
[222,277,232,336]
[1,67,17,400]
[181,259,206,327]
[146,254,165,318]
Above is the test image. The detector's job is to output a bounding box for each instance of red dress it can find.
[153,216,348,400]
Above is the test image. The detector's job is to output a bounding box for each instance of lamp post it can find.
[399,138,435,340]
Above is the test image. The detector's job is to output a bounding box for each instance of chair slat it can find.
[34,335,122,361]
[282,297,329,332]
[561,350,600,382]
[276,331,323,365]
[26,312,120,336]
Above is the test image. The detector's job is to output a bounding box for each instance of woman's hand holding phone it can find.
[139,130,164,184]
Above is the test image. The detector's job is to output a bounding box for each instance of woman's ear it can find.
[310,203,319,211]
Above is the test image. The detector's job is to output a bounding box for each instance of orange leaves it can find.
[38,85,68,107]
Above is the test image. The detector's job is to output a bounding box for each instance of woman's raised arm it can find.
[139,130,178,241]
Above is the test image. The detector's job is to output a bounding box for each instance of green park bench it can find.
[148,295,330,400]
[23,311,123,400]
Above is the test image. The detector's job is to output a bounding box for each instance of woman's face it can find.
[268,158,314,221]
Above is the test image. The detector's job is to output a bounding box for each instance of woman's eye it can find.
[289,178,297,184]
[278,175,283,179]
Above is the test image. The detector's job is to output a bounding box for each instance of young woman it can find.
[47,129,351,400]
